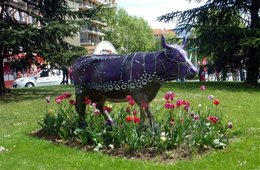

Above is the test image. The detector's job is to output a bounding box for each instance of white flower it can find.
[94,109,100,115]
[161,132,166,137]
[0,146,8,152]
[92,103,96,108]
[208,95,214,100]
[160,136,167,142]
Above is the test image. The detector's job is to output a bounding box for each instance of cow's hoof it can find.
[105,119,114,126]
[153,124,160,133]
[138,123,149,131]
[79,121,87,129]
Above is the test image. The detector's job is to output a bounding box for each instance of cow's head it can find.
[161,35,197,79]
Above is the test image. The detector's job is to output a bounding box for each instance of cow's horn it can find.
[181,36,187,48]
[161,35,171,50]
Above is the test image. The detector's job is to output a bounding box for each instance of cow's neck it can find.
[152,51,180,82]
[127,51,167,84]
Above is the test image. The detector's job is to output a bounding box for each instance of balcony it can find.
[91,0,109,5]
[80,26,105,36]
[78,2,96,10]
[80,39,101,45]
[80,39,94,45]
[79,0,116,10]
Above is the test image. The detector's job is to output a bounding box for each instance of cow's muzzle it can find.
[186,67,197,79]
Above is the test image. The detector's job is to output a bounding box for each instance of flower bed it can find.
[38,85,232,154]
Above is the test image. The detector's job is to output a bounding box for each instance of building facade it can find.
[67,0,117,54]
[1,0,42,88]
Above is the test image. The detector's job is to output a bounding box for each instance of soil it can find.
[32,129,210,164]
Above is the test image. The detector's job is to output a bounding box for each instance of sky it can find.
[117,0,206,30]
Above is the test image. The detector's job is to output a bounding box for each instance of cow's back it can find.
[73,55,128,86]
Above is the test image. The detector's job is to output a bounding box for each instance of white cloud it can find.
[117,0,206,29]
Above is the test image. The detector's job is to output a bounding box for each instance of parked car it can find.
[13,69,64,88]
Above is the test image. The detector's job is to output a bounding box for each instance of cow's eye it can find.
[176,53,184,59]
[176,53,183,59]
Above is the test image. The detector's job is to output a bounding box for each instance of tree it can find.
[0,0,103,94]
[159,0,260,84]
[151,31,177,51]
[103,8,155,54]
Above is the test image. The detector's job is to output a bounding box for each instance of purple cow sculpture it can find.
[73,35,196,129]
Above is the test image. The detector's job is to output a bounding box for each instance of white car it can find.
[13,69,64,88]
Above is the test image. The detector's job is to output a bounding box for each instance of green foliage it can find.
[158,0,260,84]
[103,8,155,53]
[39,95,79,138]
[152,33,178,51]
[0,0,104,93]
[1,0,91,55]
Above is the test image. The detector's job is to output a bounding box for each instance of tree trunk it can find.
[0,56,5,95]
[245,48,259,84]
[250,0,260,28]
[245,0,260,85]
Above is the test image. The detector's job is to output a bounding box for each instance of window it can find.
[40,70,49,77]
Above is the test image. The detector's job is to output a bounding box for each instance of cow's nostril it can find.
[191,69,197,75]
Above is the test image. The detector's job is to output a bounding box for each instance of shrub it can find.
[38,86,232,151]
[38,93,79,138]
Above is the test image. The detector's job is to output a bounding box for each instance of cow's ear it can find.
[161,35,172,50]
[181,36,187,48]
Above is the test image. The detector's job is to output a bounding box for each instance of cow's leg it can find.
[144,106,158,132]
[96,102,113,126]
[133,98,154,130]
[138,104,158,132]
[131,95,149,128]
[75,92,87,128]
[140,109,146,125]
[135,99,157,131]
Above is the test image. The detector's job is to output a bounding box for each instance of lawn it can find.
[0,82,260,170]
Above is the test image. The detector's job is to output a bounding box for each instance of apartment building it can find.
[67,0,117,54]
[1,0,40,25]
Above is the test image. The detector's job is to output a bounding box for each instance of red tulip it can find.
[207,116,219,124]
[63,92,72,99]
[126,95,135,106]
[129,99,135,106]
[164,91,175,101]
[103,106,112,113]
[132,109,137,115]
[125,115,133,122]
[55,98,62,104]
[176,99,183,107]
[84,97,91,105]
[133,117,140,124]
[141,101,148,109]
[69,99,76,105]
[164,102,175,109]
[125,115,140,124]
[194,115,200,121]
[213,99,220,105]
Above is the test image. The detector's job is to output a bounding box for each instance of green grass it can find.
[0,82,260,170]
